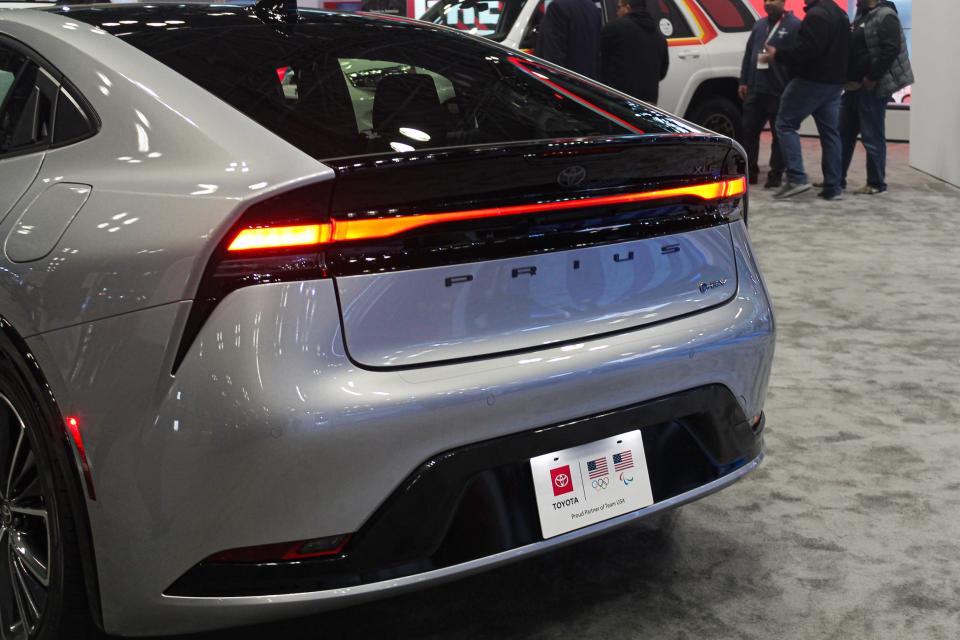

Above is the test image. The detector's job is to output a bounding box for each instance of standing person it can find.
[737,0,801,188]
[840,0,913,195]
[761,0,850,201]
[538,0,602,80]
[600,0,668,104]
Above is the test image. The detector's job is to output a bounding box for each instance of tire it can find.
[0,337,102,639]
[686,96,743,141]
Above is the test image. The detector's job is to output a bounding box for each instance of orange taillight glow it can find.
[226,178,746,252]
[227,224,329,251]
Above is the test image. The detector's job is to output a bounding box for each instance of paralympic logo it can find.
[620,472,634,486]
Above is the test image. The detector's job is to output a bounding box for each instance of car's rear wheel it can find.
[0,344,100,639]
[687,96,743,141]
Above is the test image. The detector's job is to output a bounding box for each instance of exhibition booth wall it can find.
[909,3,959,187]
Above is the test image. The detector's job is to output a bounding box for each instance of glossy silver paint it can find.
[337,225,738,367]
[0,9,332,335]
[26,219,772,636]
[4,183,91,262]
[0,8,774,637]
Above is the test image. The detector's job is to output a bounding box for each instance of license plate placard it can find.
[530,430,654,539]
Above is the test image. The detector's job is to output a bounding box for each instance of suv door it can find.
[645,0,708,114]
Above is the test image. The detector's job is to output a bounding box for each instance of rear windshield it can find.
[105,10,697,160]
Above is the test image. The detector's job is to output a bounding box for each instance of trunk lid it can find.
[326,136,743,368]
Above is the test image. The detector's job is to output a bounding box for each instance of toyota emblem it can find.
[557,165,587,188]
[553,473,570,488]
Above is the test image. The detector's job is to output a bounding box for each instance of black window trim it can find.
[694,0,755,34]
[0,32,100,161]
[654,0,696,40]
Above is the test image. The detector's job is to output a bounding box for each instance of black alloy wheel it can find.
[0,394,52,640]
[701,112,737,139]
[687,96,743,142]
[0,330,102,640]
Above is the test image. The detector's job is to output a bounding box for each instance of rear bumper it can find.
[159,451,764,628]
[168,386,764,597]
[27,222,773,636]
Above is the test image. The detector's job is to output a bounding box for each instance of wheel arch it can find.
[0,314,105,632]
[684,76,742,114]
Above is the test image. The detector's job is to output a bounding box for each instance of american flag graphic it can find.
[586,457,609,479]
[613,450,634,472]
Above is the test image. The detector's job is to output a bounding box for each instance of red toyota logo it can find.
[550,465,574,496]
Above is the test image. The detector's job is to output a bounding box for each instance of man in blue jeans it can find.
[761,0,850,200]
[840,0,913,195]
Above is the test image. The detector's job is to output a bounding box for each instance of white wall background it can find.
[910,2,960,187]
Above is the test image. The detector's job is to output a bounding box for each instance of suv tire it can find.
[687,96,743,141]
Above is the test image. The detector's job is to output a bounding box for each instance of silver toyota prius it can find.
[0,2,774,637]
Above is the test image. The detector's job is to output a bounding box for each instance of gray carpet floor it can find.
[163,138,960,640]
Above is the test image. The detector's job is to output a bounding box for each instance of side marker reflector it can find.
[65,416,96,500]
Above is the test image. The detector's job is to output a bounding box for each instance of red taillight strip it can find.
[506,56,645,134]
[226,177,746,252]
[65,416,96,500]
[228,224,329,252]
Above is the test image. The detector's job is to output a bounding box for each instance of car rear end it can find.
[41,5,773,636]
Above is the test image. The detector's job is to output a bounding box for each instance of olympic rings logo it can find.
[591,477,610,490]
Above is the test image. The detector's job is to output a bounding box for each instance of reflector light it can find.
[227,224,328,251]
[205,534,351,563]
[65,416,96,500]
[226,178,746,252]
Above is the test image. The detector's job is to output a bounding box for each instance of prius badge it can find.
[557,165,587,188]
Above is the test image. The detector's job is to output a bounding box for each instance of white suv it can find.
[419,0,759,139]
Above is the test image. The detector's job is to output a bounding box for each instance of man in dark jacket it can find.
[538,0,602,80]
[600,0,668,104]
[840,0,913,195]
[763,0,850,200]
[738,0,801,188]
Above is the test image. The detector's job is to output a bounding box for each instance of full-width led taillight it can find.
[225,177,747,252]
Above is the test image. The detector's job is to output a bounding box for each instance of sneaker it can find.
[812,181,824,188]
[817,190,844,201]
[773,182,812,199]
[854,185,886,195]
[763,175,782,189]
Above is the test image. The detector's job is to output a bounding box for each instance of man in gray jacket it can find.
[840,0,913,195]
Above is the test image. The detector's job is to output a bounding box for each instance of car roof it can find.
[42,2,431,36]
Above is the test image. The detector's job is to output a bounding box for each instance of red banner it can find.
[748,0,850,15]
